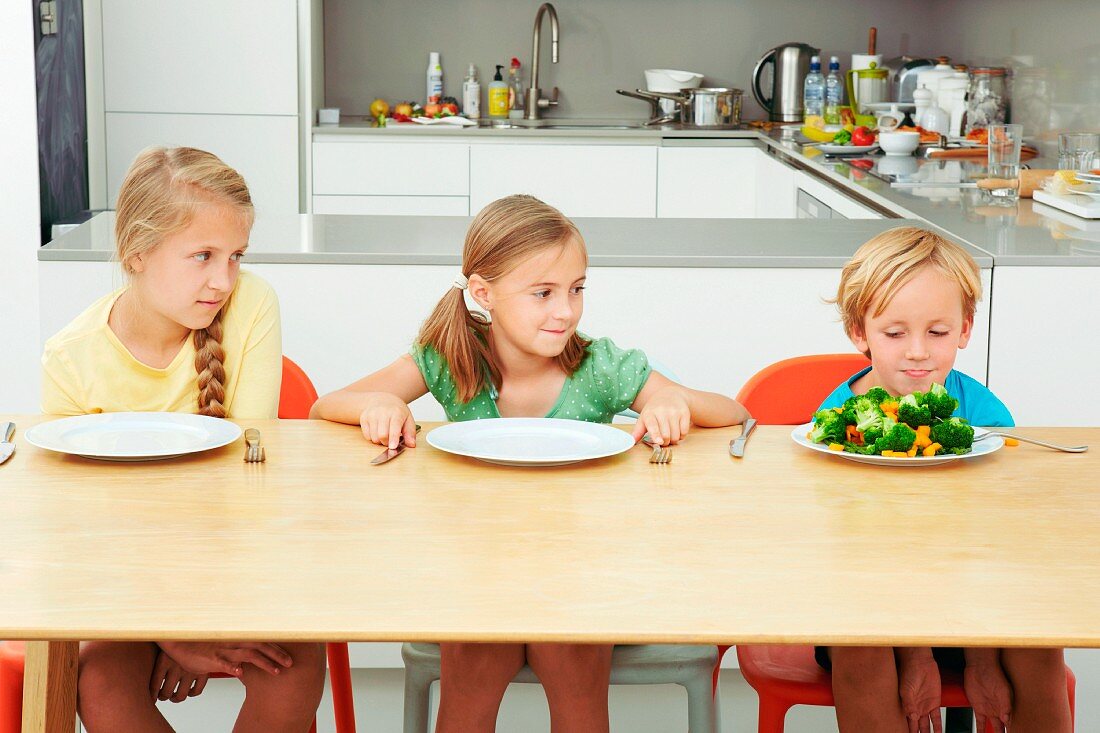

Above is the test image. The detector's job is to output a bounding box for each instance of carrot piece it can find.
[1004,437,1020,447]
[916,425,931,438]
[828,443,845,451]
[833,407,844,414]
[907,447,918,457]
[923,443,941,457]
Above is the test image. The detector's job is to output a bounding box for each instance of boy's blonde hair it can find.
[114,146,255,418]
[832,226,981,347]
[417,194,590,403]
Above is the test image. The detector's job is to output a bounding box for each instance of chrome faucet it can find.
[524,3,560,120]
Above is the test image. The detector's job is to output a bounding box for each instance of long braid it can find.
[194,307,228,417]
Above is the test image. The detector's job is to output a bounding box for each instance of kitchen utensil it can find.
[0,422,15,465]
[938,74,970,136]
[973,431,1087,453]
[1058,133,1100,172]
[1033,190,1100,219]
[641,435,674,464]
[791,423,1005,466]
[630,88,742,128]
[924,144,1038,161]
[371,423,422,465]
[752,42,820,122]
[616,89,676,125]
[729,418,758,458]
[24,412,241,462]
[880,56,935,103]
[964,67,1008,134]
[243,428,265,463]
[878,130,920,156]
[426,418,635,466]
[815,143,878,155]
[845,64,887,123]
[644,68,703,116]
[987,123,1024,202]
[916,57,955,110]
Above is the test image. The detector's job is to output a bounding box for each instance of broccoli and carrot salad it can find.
[808,383,975,458]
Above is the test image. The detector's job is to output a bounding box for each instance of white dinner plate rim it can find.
[427,418,636,465]
[790,422,1003,466]
[815,143,879,155]
[25,412,242,460]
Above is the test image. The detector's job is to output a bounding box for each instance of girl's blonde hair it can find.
[831,226,982,349]
[114,146,255,418]
[417,194,590,403]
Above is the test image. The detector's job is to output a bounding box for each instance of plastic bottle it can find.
[462,64,481,119]
[426,51,443,104]
[803,55,824,122]
[488,65,509,119]
[508,57,525,119]
[824,56,842,125]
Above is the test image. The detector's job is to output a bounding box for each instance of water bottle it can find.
[803,55,824,121]
[824,56,842,125]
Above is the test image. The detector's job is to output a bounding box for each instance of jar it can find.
[1010,67,1052,136]
[964,67,1007,134]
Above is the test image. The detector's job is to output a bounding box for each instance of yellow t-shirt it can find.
[41,270,282,419]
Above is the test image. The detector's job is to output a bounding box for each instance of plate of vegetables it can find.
[791,383,1004,466]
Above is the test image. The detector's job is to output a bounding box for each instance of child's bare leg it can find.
[233,642,325,733]
[526,642,612,733]
[999,648,1071,733]
[436,642,526,733]
[828,646,907,733]
[78,641,173,733]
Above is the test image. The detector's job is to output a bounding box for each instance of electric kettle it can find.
[751,42,820,122]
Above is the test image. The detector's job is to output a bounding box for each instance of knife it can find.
[0,422,15,465]
[729,418,757,458]
[371,424,421,465]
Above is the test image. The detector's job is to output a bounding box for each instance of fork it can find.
[641,435,673,464]
[974,431,1087,453]
[244,428,266,463]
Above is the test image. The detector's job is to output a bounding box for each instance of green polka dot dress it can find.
[410,335,651,423]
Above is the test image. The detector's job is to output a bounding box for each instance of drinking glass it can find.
[986,124,1024,203]
[1058,132,1100,172]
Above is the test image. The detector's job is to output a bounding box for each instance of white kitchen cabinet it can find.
[105,113,300,214]
[313,141,469,196]
[755,149,798,218]
[101,0,298,115]
[469,144,657,218]
[794,170,883,219]
[656,145,757,218]
[312,195,469,216]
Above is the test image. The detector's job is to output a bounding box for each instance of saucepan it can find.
[627,87,742,128]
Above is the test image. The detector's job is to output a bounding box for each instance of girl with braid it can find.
[40,147,325,733]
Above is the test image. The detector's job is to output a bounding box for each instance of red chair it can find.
[728,354,1076,732]
[0,357,353,733]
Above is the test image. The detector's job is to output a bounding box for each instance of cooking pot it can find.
[644,69,704,115]
[630,87,742,128]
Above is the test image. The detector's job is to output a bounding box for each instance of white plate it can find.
[815,143,878,155]
[1069,187,1100,199]
[862,102,916,111]
[790,422,1003,467]
[427,417,636,466]
[1074,171,1100,182]
[25,412,242,461]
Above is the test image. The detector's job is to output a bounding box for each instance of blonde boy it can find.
[814,227,1069,733]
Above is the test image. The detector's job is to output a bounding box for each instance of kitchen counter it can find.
[39,212,941,268]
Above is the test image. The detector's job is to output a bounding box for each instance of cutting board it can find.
[1033,190,1100,219]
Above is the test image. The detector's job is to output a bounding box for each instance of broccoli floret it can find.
[844,441,878,455]
[852,396,886,434]
[930,417,974,453]
[873,422,918,453]
[864,386,893,408]
[861,413,890,446]
[809,409,847,444]
[897,392,932,428]
[839,395,862,425]
[925,382,959,420]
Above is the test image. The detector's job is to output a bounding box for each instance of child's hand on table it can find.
[631,386,691,446]
[359,392,418,449]
[150,648,209,702]
[897,648,943,733]
[963,659,1012,733]
[156,641,294,678]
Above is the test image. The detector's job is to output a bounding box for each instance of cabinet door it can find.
[312,195,469,216]
[755,149,798,218]
[470,144,657,217]
[794,171,883,219]
[313,141,469,197]
[106,112,300,214]
[101,0,298,115]
[657,146,756,218]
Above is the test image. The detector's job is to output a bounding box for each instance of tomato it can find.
[849,158,874,170]
[423,103,442,117]
[851,126,876,146]
[440,102,459,115]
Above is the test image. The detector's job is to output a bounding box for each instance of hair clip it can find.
[452,273,469,290]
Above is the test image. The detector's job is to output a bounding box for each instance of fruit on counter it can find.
[851,126,876,146]
[369,98,390,118]
[423,102,442,117]
[393,102,414,117]
[440,96,460,115]
[801,120,837,143]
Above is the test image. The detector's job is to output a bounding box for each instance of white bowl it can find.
[877,130,920,156]
[644,68,704,92]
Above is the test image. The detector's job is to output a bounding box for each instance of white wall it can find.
[0,1,42,412]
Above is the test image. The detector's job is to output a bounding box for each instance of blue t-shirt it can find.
[817,367,1014,428]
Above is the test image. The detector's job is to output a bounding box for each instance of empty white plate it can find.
[427,418,636,466]
[790,422,1003,467]
[26,412,242,461]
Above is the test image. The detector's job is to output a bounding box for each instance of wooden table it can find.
[2,416,1098,732]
